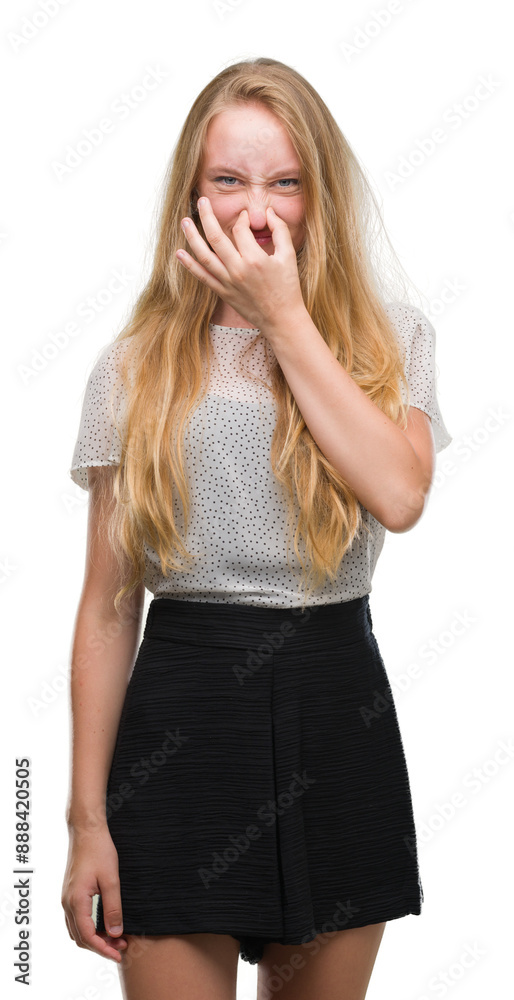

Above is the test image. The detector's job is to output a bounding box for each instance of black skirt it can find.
[95,594,423,965]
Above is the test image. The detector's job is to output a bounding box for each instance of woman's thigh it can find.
[118,932,240,1000]
[257,922,387,1000]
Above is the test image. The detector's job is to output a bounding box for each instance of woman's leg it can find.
[119,932,240,1000]
[257,922,387,1000]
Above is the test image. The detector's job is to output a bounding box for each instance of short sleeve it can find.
[69,341,129,491]
[386,302,453,454]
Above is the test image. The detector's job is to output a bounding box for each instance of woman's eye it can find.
[214,176,299,188]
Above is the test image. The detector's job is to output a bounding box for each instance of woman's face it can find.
[195,103,306,254]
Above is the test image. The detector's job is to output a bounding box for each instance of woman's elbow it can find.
[382,489,429,534]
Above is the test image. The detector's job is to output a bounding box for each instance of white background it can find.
[0,0,512,997]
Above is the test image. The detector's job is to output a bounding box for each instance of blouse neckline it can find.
[209,323,261,335]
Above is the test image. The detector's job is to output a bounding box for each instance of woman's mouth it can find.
[251,230,272,245]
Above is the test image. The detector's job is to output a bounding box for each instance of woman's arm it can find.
[261,306,435,533]
[66,465,145,829]
[62,466,145,962]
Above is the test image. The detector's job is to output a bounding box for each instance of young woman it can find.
[61,57,452,1000]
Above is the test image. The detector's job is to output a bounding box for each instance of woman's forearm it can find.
[65,599,142,834]
[261,306,431,530]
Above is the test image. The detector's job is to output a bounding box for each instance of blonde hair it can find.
[103,56,422,613]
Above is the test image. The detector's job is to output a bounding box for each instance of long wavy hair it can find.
[99,56,423,613]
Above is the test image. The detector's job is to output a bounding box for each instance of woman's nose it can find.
[244,202,272,230]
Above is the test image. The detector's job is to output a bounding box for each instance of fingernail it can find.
[110,925,122,934]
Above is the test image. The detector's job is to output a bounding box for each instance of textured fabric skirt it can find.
[95,594,423,965]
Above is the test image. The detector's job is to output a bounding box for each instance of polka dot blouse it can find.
[69,302,452,608]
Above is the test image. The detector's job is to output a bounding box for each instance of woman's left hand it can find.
[176,197,305,332]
